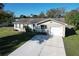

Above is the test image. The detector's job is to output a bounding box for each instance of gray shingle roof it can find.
[13,18,65,24]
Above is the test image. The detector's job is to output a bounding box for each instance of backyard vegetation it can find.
[64,30,79,56]
[0,27,36,56]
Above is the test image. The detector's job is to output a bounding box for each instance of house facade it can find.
[13,18,65,37]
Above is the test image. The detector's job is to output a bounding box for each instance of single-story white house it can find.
[13,18,65,37]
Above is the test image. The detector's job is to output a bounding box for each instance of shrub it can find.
[24,26,33,32]
[74,22,79,30]
[65,27,76,37]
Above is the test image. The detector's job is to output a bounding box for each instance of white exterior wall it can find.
[28,24,34,30]
[14,24,20,31]
[62,26,65,37]
[36,21,65,37]
[14,24,16,29]
[14,24,26,32]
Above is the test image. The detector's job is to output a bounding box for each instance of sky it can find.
[4,3,79,17]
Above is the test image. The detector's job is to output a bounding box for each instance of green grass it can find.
[0,27,20,38]
[0,27,36,56]
[64,30,79,56]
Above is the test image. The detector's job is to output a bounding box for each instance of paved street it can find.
[9,35,66,56]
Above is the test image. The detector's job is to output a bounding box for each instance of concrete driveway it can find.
[9,35,66,56]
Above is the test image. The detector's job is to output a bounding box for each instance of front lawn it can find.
[64,30,79,56]
[0,27,36,56]
[0,27,20,38]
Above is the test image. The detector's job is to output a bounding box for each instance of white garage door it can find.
[50,27,63,36]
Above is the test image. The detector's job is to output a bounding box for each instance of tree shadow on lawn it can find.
[0,32,36,56]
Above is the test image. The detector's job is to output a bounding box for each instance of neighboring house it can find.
[13,18,65,37]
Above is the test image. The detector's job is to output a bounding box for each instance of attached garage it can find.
[50,27,64,36]
[37,19,65,37]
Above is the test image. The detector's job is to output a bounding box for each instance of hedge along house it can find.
[13,18,65,37]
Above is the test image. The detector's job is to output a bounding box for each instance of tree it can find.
[65,9,79,30]
[65,10,79,25]
[38,12,45,18]
[46,8,65,18]
[31,14,38,18]
[20,15,27,18]
[7,11,14,25]
[0,4,14,25]
[0,11,14,25]
[46,9,55,18]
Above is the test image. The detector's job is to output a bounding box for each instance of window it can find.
[41,25,47,29]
